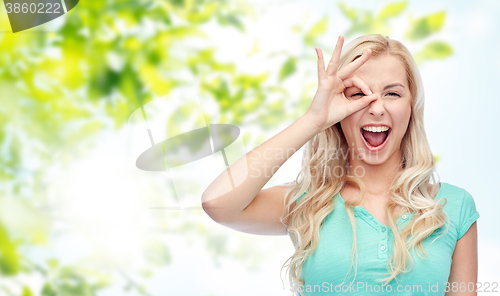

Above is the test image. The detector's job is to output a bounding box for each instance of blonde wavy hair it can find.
[280,34,448,295]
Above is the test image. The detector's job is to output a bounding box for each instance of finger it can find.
[326,35,344,77]
[338,48,372,80]
[346,94,378,114]
[343,75,373,96]
[316,47,327,82]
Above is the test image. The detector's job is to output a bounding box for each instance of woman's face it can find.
[340,53,412,166]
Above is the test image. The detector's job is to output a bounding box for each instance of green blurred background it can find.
[0,0,498,295]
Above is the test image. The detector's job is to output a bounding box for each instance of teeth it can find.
[362,126,390,132]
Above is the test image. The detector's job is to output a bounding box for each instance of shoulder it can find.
[438,182,480,241]
[437,182,477,208]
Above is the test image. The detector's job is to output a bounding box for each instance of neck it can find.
[347,151,403,197]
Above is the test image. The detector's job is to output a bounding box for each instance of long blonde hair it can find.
[280,34,448,295]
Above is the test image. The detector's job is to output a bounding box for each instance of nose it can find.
[368,95,385,117]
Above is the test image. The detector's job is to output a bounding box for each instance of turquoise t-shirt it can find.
[293,182,480,295]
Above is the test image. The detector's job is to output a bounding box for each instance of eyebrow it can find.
[346,83,406,94]
[384,83,405,90]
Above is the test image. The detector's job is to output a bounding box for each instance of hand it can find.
[304,35,378,133]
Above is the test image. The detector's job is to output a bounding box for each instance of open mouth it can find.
[360,127,391,150]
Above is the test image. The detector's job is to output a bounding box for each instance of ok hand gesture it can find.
[305,36,378,133]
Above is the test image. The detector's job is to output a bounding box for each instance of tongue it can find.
[362,130,388,147]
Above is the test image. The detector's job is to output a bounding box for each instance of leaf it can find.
[217,14,245,32]
[164,26,207,40]
[377,1,407,20]
[338,4,385,37]
[185,2,219,24]
[235,73,268,89]
[88,67,120,99]
[47,258,59,269]
[170,0,184,7]
[279,57,297,81]
[117,65,144,104]
[0,223,20,276]
[406,11,446,41]
[304,16,328,46]
[22,287,34,296]
[41,283,57,296]
[414,41,453,63]
[337,2,357,23]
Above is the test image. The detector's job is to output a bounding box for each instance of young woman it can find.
[201,34,479,296]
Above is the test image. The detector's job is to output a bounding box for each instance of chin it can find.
[361,154,388,166]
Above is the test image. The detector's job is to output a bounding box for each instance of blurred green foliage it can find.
[0,0,265,294]
[337,1,452,64]
[0,0,447,295]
